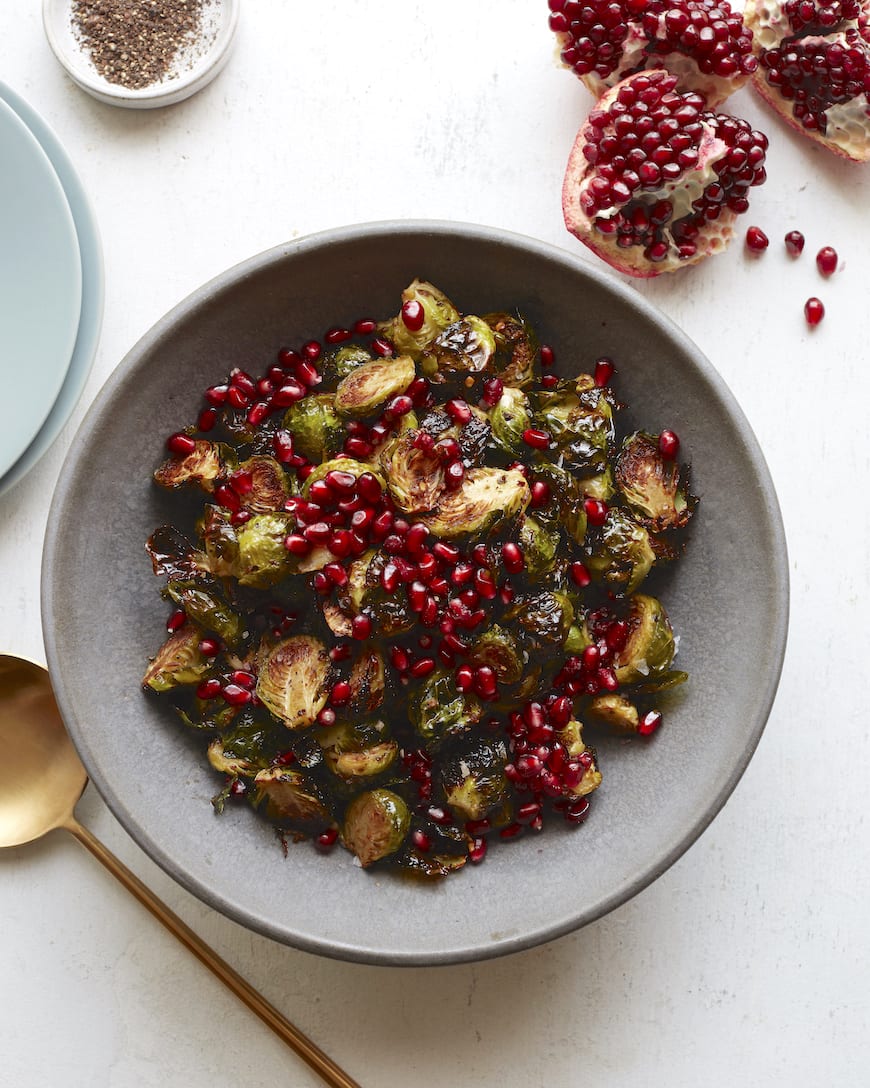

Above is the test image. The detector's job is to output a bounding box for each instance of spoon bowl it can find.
[0,653,359,1088]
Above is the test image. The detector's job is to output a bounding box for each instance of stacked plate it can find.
[0,82,103,499]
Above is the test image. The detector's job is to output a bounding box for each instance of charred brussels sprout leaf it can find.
[613,594,677,685]
[387,430,445,514]
[343,788,411,867]
[207,715,283,777]
[377,280,460,360]
[153,440,236,492]
[236,456,290,512]
[146,524,208,580]
[484,311,538,389]
[256,635,332,730]
[508,591,574,653]
[440,738,509,822]
[489,387,532,458]
[346,648,386,714]
[197,507,241,578]
[142,626,210,692]
[615,431,697,532]
[253,767,329,823]
[421,467,530,539]
[585,508,655,595]
[534,386,614,476]
[165,580,244,647]
[282,394,344,462]
[419,316,497,385]
[468,625,524,683]
[334,355,415,418]
[235,512,295,588]
[410,670,483,747]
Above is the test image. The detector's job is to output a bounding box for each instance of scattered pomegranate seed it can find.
[302,340,321,361]
[593,357,614,387]
[481,377,504,406]
[317,707,337,727]
[570,561,591,587]
[204,384,228,406]
[316,828,339,849]
[745,225,769,252]
[658,430,680,460]
[816,246,837,276]
[353,318,377,335]
[523,428,551,450]
[784,230,805,257]
[411,829,431,852]
[197,407,217,432]
[410,657,436,679]
[196,678,221,700]
[502,541,525,574]
[469,836,487,863]
[325,327,351,345]
[166,608,187,632]
[166,432,196,456]
[222,684,252,706]
[638,709,663,736]
[446,398,472,424]
[371,336,394,357]
[401,299,425,331]
[804,297,825,327]
[530,480,551,508]
[198,638,220,657]
[351,614,372,640]
[330,681,351,705]
[540,344,555,368]
[584,498,609,526]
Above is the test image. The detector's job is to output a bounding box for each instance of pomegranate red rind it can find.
[548,0,758,107]
[562,69,769,277]
[745,0,870,161]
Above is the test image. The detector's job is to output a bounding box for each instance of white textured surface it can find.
[1,3,868,1085]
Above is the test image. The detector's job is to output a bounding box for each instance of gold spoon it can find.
[0,654,361,1088]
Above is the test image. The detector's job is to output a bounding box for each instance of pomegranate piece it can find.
[816,245,838,274]
[745,225,770,250]
[562,69,769,276]
[548,0,758,106]
[784,229,806,255]
[804,296,825,324]
[745,0,870,161]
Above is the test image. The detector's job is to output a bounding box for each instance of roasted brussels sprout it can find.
[534,385,614,475]
[235,456,290,512]
[584,508,655,595]
[346,648,386,714]
[153,440,236,492]
[142,626,210,692]
[419,316,497,385]
[164,580,244,647]
[146,523,209,580]
[612,594,677,685]
[484,311,538,388]
[468,625,523,683]
[410,669,483,747]
[508,590,574,652]
[207,716,283,777]
[322,723,398,781]
[421,467,530,538]
[253,766,328,823]
[587,693,640,733]
[334,355,416,418]
[615,431,696,532]
[255,635,333,730]
[376,280,460,359]
[342,788,411,867]
[234,512,296,588]
[196,508,240,579]
[322,344,373,383]
[301,457,386,500]
[386,431,445,514]
[282,394,344,462]
[556,719,602,797]
[440,738,509,822]
[518,516,560,580]
[489,386,532,458]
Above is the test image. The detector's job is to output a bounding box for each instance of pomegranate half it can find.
[548,0,758,106]
[745,0,870,161]
[562,69,769,276]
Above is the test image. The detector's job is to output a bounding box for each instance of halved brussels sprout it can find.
[321,600,354,638]
[235,512,296,588]
[253,766,328,822]
[530,464,587,545]
[282,394,345,462]
[322,344,374,384]
[207,716,282,777]
[347,648,386,714]
[615,431,697,532]
[146,524,209,580]
[556,719,602,797]
[578,465,615,502]
[410,669,483,747]
[534,385,614,475]
[587,693,640,733]
[236,456,290,513]
[440,738,509,822]
[342,788,411,867]
[196,507,240,578]
[164,580,244,647]
[468,625,523,683]
[584,508,655,595]
[518,516,560,581]
[489,386,531,458]
[421,467,529,539]
[153,440,236,492]
[484,311,538,389]
[419,316,497,385]
[457,411,492,466]
[376,280,460,359]
[256,635,332,730]
[387,430,445,514]
[334,355,416,419]
[322,724,398,780]
[142,626,210,692]
[507,590,574,652]
[613,594,677,685]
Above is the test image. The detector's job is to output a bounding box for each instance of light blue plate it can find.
[0,83,103,497]
[0,97,82,481]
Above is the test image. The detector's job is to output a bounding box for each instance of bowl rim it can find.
[42,0,239,108]
[42,219,790,965]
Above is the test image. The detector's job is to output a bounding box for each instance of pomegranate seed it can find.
[435,437,462,463]
[550,695,573,725]
[230,370,255,396]
[390,646,410,672]
[469,836,487,863]
[384,394,414,420]
[317,707,337,727]
[500,823,523,840]
[473,666,498,699]
[198,638,220,657]
[420,597,439,627]
[311,572,330,594]
[272,431,294,463]
[804,297,825,326]
[166,432,196,456]
[638,709,663,736]
[658,430,680,460]
[344,436,373,458]
[371,336,394,357]
[401,299,425,331]
[481,377,504,407]
[523,428,551,450]
[427,806,452,825]
[432,541,460,565]
[530,480,551,508]
[330,681,351,705]
[229,779,247,796]
[446,398,472,424]
[247,401,270,427]
[324,469,357,496]
[745,225,769,252]
[351,614,372,640]
[325,327,351,345]
[307,480,333,506]
[226,386,250,410]
[451,561,474,585]
[354,318,377,335]
[166,607,187,632]
[297,359,322,386]
[324,562,348,587]
[410,658,436,679]
[590,360,614,391]
[584,498,608,526]
[196,678,222,700]
[222,684,252,706]
[356,472,383,504]
[563,797,590,824]
[445,461,465,489]
[570,561,591,587]
[271,380,306,406]
[405,523,430,555]
[816,246,837,276]
[784,230,805,257]
[302,340,321,361]
[411,828,432,852]
[541,374,560,390]
[502,541,525,574]
[204,384,228,406]
[214,483,241,513]
[197,407,217,432]
[316,827,339,849]
[304,521,331,545]
[329,644,351,662]
[540,344,555,368]
[231,670,255,689]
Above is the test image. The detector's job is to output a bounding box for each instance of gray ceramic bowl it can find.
[42,221,788,966]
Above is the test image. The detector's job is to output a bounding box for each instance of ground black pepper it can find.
[70,0,209,90]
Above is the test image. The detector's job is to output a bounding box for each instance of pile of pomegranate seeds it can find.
[144,281,692,877]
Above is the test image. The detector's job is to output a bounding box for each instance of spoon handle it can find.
[63,815,362,1088]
